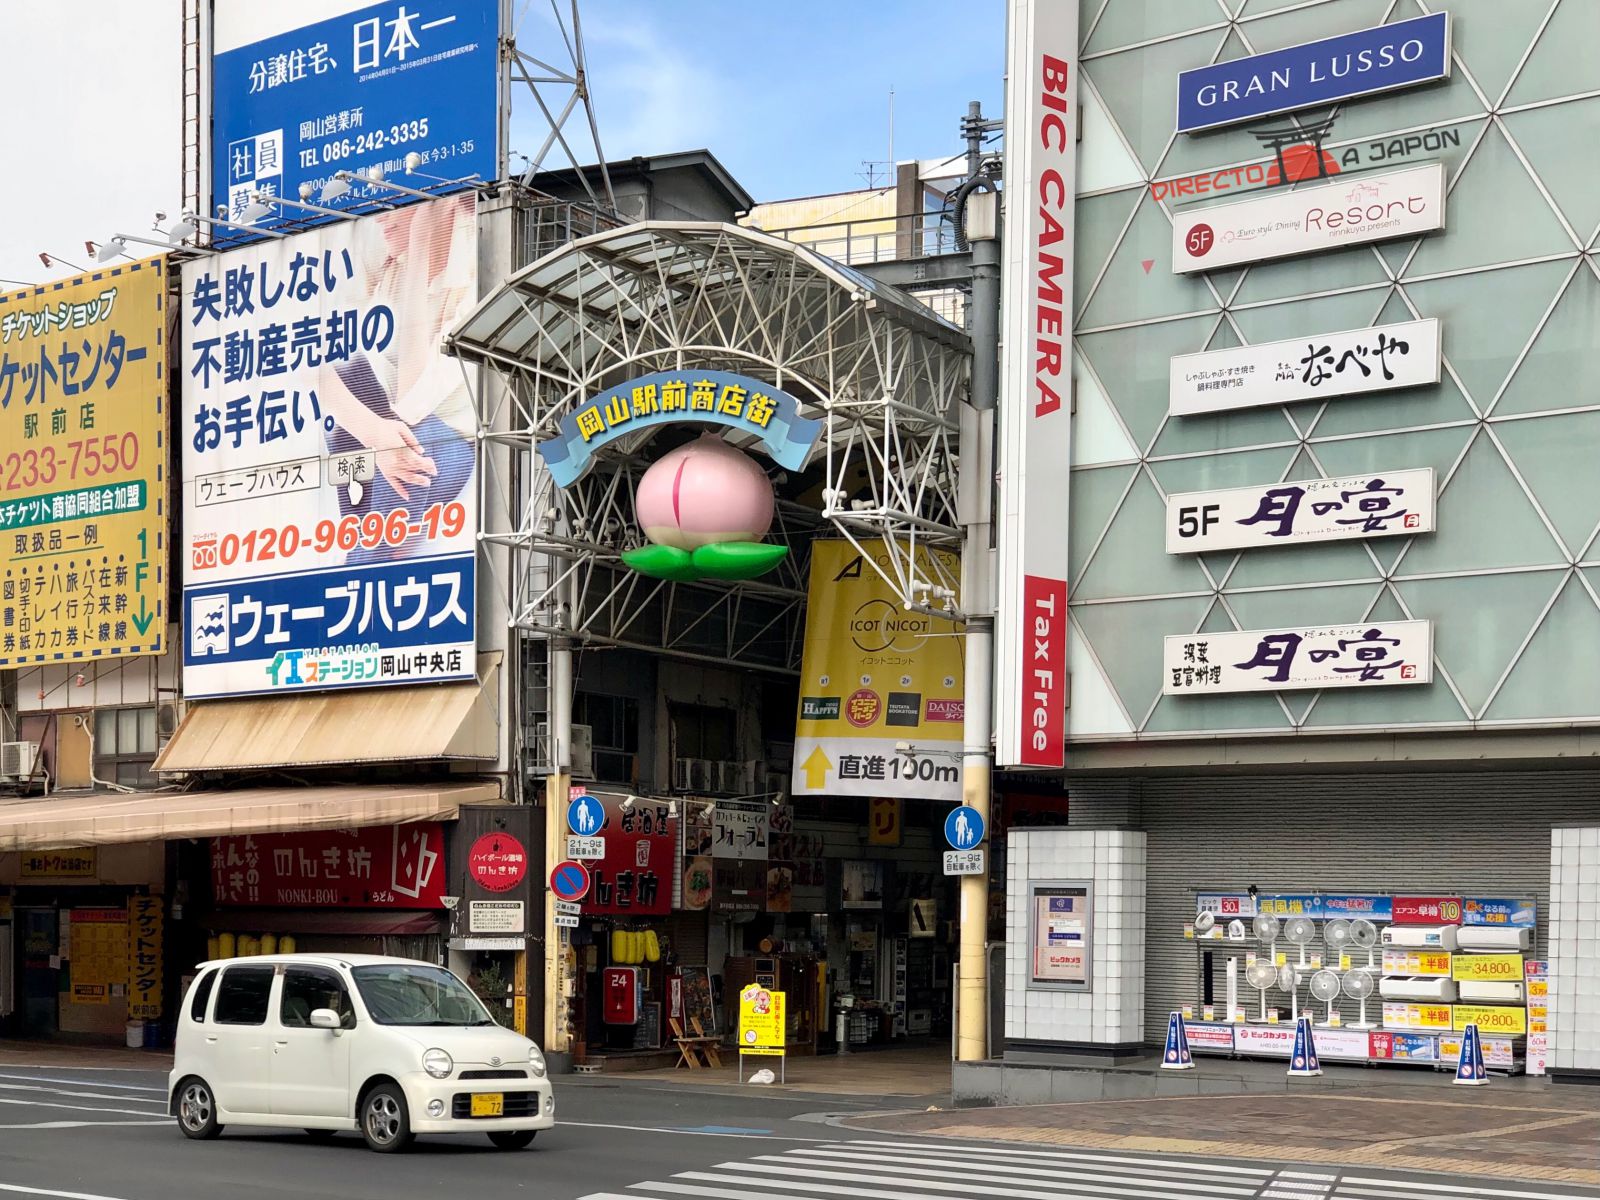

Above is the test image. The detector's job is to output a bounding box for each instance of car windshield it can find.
[351,964,495,1027]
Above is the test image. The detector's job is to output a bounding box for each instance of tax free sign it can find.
[1177,13,1451,134]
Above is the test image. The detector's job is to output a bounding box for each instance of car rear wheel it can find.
[488,1130,537,1150]
[360,1083,413,1153]
[176,1078,223,1140]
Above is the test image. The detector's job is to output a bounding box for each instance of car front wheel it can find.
[360,1084,413,1153]
[488,1130,536,1150]
[176,1078,223,1140]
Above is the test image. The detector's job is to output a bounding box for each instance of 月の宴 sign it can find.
[1164,621,1433,695]
[1166,468,1434,554]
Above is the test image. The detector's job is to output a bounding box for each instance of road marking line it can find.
[0,1182,146,1200]
[693,1163,1243,1200]
[838,1140,1273,1177]
[560,1120,830,1143]
[1338,1178,1600,1200]
[0,1098,166,1119]
[0,1084,165,1105]
[0,1122,168,1131]
[0,1081,165,1100]
[770,1151,1263,1195]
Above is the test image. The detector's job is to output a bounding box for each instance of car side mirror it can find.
[309,1008,341,1032]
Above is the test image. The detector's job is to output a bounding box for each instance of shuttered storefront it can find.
[1137,769,1600,1039]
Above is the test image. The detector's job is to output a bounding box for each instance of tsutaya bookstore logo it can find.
[1176,12,1451,134]
[1173,162,1445,274]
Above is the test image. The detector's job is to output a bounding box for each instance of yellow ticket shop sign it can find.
[739,983,786,1057]
[0,257,168,666]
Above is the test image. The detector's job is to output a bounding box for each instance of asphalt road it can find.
[0,1064,1595,1200]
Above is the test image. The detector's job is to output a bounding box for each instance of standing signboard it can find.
[179,193,478,698]
[995,0,1077,769]
[738,983,787,1082]
[0,258,168,667]
[210,0,503,241]
[792,540,965,799]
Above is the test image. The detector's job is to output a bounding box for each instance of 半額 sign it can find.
[1173,163,1445,273]
[1166,468,1435,554]
[1164,621,1433,695]
[1169,319,1441,417]
[1176,12,1451,134]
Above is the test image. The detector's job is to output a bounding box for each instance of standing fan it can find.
[1310,969,1342,1026]
[1324,918,1353,963]
[1254,913,1280,950]
[1246,961,1278,1022]
[1278,963,1300,1019]
[1342,968,1377,1029]
[1284,916,1316,968]
[1349,919,1379,969]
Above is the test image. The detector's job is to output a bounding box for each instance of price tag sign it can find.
[1246,952,1258,968]
[1340,952,1351,970]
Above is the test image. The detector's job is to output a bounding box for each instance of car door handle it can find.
[205,1036,218,1044]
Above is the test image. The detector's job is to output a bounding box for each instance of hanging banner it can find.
[211,823,445,907]
[995,0,1077,769]
[127,896,164,1020]
[713,800,769,862]
[1166,468,1435,554]
[1169,319,1441,417]
[1176,12,1451,134]
[0,258,169,668]
[1164,620,1433,695]
[579,793,676,916]
[1392,896,1463,925]
[1173,162,1445,273]
[1462,897,1536,927]
[180,193,478,698]
[792,540,965,800]
[211,0,502,243]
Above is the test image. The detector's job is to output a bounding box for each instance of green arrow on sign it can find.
[130,594,154,636]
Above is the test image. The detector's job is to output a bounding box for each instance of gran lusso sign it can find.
[538,370,822,488]
[1176,12,1451,135]
[1173,162,1445,273]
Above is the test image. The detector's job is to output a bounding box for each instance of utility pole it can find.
[542,595,574,1067]
[956,99,1001,1064]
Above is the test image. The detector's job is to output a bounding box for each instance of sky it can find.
[0,1,1003,287]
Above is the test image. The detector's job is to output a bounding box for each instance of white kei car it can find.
[169,953,554,1152]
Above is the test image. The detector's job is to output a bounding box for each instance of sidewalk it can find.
[0,1038,172,1069]
[849,1062,1600,1187]
[621,1043,952,1100]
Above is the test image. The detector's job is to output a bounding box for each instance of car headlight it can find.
[528,1044,547,1077]
[422,1048,453,1079]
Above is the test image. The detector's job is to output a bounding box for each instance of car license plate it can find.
[470,1093,503,1118]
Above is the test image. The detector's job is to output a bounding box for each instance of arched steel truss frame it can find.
[445,221,971,671]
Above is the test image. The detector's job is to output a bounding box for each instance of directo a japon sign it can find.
[212,823,445,908]
[468,832,529,894]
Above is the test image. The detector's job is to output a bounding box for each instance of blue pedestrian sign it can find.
[567,794,604,837]
[944,806,984,850]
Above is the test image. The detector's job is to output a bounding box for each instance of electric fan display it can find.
[1278,963,1300,1019]
[1194,910,1216,933]
[1253,913,1280,948]
[1349,919,1379,970]
[1342,968,1377,1029]
[1323,918,1353,961]
[1284,916,1316,968]
[1246,961,1278,1023]
[1310,969,1342,1026]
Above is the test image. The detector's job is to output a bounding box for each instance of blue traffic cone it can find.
[1454,1022,1489,1086]
[1161,1011,1194,1071]
[1287,1015,1322,1078]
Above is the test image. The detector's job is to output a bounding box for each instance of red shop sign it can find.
[212,823,445,909]
[1391,896,1463,925]
[583,794,677,916]
[468,832,529,893]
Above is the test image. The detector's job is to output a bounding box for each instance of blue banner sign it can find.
[1176,12,1451,134]
[1462,898,1536,928]
[212,0,500,244]
[1321,894,1394,922]
[540,370,824,488]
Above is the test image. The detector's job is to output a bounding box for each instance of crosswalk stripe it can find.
[792,1146,1267,1185]
[1338,1184,1597,1200]
[675,1165,1258,1200]
[769,1150,1264,1197]
[837,1140,1273,1178]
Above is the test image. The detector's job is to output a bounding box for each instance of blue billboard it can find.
[212,0,500,244]
[1176,12,1451,134]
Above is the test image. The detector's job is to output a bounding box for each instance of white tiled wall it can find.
[1005,828,1146,1046]
[1550,825,1599,1071]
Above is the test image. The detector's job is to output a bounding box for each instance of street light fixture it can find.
[323,166,440,203]
[243,188,356,224]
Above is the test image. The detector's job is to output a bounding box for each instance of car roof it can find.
[194,952,442,971]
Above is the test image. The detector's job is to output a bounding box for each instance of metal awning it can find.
[153,656,500,773]
[0,781,502,851]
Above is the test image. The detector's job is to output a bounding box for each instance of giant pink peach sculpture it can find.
[623,434,788,581]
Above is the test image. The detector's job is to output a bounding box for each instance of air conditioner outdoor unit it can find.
[673,758,713,792]
[714,760,751,795]
[0,742,39,783]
